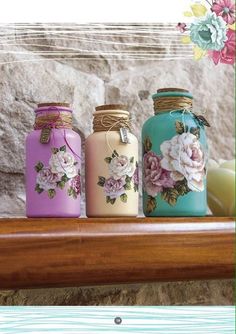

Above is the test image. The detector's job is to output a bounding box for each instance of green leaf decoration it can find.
[161,188,179,206]
[134,184,139,192]
[174,178,190,196]
[175,120,188,134]
[47,189,56,199]
[136,161,139,168]
[59,145,66,152]
[68,187,73,196]
[35,184,44,194]
[106,196,111,203]
[110,198,116,205]
[120,193,128,203]
[130,157,134,163]
[61,174,70,183]
[104,157,112,164]
[124,182,131,190]
[97,176,106,187]
[34,161,44,172]
[57,181,66,189]
[190,126,200,139]
[112,150,119,158]
[51,148,59,154]
[125,175,132,183]
[143,136,152,153]
[146,195,157,214]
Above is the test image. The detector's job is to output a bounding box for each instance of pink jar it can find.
[26,103,81,217]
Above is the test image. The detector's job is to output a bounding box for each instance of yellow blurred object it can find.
[207,159,235,216]
[191,3,208,17]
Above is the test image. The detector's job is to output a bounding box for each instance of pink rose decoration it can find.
[211,0,235,24]
[36,167,59,190]
[209,28,235,64]
[143,151,175,197]
[71,175,81,195]
[104,177,126,199]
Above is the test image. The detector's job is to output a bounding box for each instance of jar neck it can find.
[93,111,131,132]
[153,96,193,115]
[34,106,73,130]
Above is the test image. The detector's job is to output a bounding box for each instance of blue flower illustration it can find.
[190,12,227,50]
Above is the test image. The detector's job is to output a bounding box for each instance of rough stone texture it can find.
[0,24,234,305]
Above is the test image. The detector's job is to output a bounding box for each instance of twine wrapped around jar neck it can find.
[153,96,193,114]
[34,106,73,130]
[93,113,131,132]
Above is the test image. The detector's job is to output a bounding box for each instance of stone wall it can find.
[0,24,234,305]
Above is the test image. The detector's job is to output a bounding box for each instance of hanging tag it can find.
[40,128,51,144]
[119,127,130,144]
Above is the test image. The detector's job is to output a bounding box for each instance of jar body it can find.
[142,111,208,216]
[85,131,139,217]
[26,129,81,217]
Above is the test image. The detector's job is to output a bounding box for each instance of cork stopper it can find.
[37,102,70,108]
[95,104,127,112]
[156,88,190,93]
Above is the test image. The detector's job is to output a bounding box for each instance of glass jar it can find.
[142,88,209,216]
[85,104,139,217]
[26,103,81,217]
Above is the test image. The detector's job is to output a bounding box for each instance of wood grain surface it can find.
[0,217,234,290]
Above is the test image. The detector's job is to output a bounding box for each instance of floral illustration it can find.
[34,145,80,199]
[143,121,206,214]
[97,150,138,205]
[177,0,235,65]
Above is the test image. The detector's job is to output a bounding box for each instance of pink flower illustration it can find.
[211,0,235,24]
[70,175,81,195]
[104,177,126,199]
[209,28,235,64]
[36,167,60,191]
[133,166,139,187]
[176,22,187,33]
[143,151,175,197]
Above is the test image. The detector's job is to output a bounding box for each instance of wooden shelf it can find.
[0,217,234,290]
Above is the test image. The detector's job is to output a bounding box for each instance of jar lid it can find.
[95,104,127,111]
[37,102,70,108]
[152,88,193,100]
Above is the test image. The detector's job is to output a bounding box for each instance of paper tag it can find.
[40,128,51,144]
[119,128,130,144]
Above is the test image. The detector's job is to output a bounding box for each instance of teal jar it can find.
[142,88,209,216]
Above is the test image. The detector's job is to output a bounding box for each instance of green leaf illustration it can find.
[51,148,59,154]
[193,114,210,127]
[47,189,56,199]
[61,174,70,183]
[134,184,139,192]
[146,196,157,213]
[190,126,200,139]
[161,188,179,206]
[106,196,116,204]
[130,157,134,163]
[124,182,131,190]
[35,184,44,194]
[120,193,128,203]
[57,181,66,189]
[174,178,190,196]
[112,150,119,158]
[175,120,188,134]
[143,136,152,153]
[97,176,106,187]
[34,161,44,172]
[104,157,112,164]
[59,145,66,152]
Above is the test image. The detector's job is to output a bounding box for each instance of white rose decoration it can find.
[160,132,206,192]
[109,155,135,180]
[49,151,77,178]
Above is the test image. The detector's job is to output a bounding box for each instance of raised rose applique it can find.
[34,145,81,199]
[97,150,139,205]
[143,120,206,213]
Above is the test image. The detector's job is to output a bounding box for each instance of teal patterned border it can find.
[0,306,235,333]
